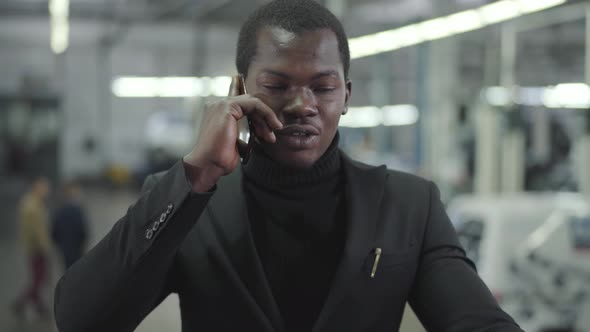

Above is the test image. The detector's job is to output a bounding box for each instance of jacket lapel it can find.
[313,153,388,332]
[204,168,285,332]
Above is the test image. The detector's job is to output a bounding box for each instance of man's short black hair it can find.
[236,0,350,79]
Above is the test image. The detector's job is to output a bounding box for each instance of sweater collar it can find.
[243,133,341,188]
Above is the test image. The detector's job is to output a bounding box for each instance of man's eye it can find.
[263,85,287,91]
[314,87,336,93]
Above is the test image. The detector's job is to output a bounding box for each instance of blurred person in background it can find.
[12,176,51,320]
[51,181,88,270]
[54,1,523,331]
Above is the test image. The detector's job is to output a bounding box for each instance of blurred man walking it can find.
[12,176,52,319]
[52,181,88,270]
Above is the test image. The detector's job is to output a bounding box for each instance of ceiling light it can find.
[159,77,203,98]
[211,76,233,97]
[483,83,590,109]
[339,107,382,128]
[446,10,484,33]
[49,0,70,54]
[349,0,566,59]
[50,20,69,54]
[517,0,567,14]
[112,77,159,98]
[382,105,420,126]
[543,83,590,109]
[478,0,521,25]
[339,105,420,128]
[419,17,452,41]
[49,0,69,17]
[112,76,234,98]
[393,24,423,48]
[485,87,511,106]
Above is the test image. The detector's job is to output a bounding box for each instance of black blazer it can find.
[54,153,522,332]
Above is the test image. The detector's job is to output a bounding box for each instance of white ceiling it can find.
[0,0,490,26]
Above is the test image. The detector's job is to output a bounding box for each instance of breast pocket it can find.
[362,250,415,272]
[353,250,418,318]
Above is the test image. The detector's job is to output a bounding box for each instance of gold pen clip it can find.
[371,248,382,278]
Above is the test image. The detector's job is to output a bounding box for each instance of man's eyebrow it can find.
[312,70,340,80]
[260,70,291,79]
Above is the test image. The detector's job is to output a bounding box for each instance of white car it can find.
[447,193,590,332]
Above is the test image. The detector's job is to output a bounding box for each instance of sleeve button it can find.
[166,203,174,214]
[159,213,167,223]
[152,221,160,231]
[146,228,154,240]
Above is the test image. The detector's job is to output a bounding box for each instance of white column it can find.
[425,38,458,188]
[475,105,501,194]
[501,126,525,192]
[500,22,517,88]
[580,5,590,197]
[577,134,590,196]
[499,22,525,192]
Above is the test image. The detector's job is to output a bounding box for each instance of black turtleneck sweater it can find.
[243,137,346,332]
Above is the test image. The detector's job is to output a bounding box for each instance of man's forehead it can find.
[264,27,298,48]
[253,26,342,66]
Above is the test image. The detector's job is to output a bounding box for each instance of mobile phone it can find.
[236,74,255,163]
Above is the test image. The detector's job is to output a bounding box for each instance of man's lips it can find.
[275,124,320,136]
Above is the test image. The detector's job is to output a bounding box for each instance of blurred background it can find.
[1,0,590,331]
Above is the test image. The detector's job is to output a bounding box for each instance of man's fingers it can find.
[251,117,277,143]
[228,96,282,143]
[237,98,281,127]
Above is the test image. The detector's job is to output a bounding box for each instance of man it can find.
[52,181,88,270]
[13,176,51,319]
[54,1,523,331]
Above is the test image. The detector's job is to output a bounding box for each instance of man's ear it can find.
[342,79,352,115]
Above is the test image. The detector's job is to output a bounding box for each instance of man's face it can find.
[245,26,351,169]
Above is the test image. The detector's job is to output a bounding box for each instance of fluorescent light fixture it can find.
[49,0,69,17]
[112,77,159,98]
[418,18,452,41]
[339,107,382,128]
[349,36,377,59]
[542,87,561,108]
[484,83,590,109]
[159,77,202,97]
[543,83,590,109]
[211,76,233,96]
[349,25,424,59]
[50,20,69,54]
[198,77,212,96]
[485,87,512,106]
[112,76,232,98]
[370,30,402,53]
[517,0,567,14]
[349,0,565,59]
[382,105,420,126]
[339,105,420,128]
[393,25,423,48]
[49,0,69,54]
[517,87,545,106]
[478,0,521,24]
[446,10,484,33]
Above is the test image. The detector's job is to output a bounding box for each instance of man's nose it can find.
[282,88,318,118]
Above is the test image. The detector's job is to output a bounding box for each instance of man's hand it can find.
[183,75,283,192]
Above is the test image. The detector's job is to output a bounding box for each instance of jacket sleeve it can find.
[408,182,524,331]
[54,161,214,332]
